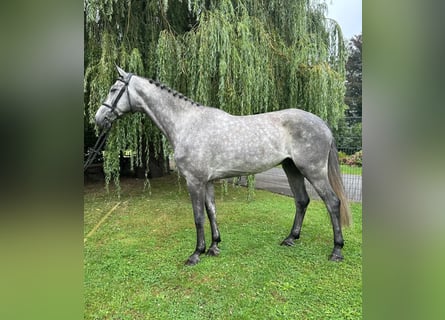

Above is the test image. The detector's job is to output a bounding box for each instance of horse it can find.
[94,66,352,266]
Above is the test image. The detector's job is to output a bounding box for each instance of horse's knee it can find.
[194,213,206,226]
[297,197,310,209]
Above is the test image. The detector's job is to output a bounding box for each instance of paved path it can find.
[239,167,362,202]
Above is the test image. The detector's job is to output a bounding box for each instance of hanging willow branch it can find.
[84,0,347,195]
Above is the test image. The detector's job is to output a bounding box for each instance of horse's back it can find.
[239,108,334,171]
[239,108,333,147]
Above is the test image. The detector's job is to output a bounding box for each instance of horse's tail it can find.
[328,140,352,227]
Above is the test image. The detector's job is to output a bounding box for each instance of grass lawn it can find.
[84,175,362,319]
[340,164,362,175]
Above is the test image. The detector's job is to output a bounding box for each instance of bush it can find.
[338,151,348,164]
[338,150,362,167]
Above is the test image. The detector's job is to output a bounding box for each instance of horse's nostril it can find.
[103,118,112,129]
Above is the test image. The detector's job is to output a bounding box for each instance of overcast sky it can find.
[326,0,362,40]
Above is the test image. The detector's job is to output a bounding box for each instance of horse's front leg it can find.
[205,182,221,256]
[185,180,206,266]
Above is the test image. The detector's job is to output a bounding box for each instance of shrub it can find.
[338,151,348,164]
[338,150,362,167]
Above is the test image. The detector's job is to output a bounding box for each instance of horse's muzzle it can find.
[102,117,112,129]
[95,108,113,130]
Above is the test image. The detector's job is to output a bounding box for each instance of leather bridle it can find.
[102,73,134,116]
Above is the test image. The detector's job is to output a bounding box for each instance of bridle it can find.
[102,72,134,116]
[84,72,134,172]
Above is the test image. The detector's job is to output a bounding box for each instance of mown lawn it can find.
[84,175,362,319]
[340,164,362,176]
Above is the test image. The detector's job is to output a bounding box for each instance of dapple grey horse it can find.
[95,66,352,265]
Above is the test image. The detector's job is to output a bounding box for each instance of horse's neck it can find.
[134,77,199,148]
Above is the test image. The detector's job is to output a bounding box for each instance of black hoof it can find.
[281,238,295,246]
[329,253,344,262]
[206,246,220,256]
[185,255,200,266]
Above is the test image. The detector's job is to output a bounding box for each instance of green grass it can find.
[84,175,362,319]
[340,164,362,175]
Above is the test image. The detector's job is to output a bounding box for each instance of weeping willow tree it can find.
[84,0,347,193]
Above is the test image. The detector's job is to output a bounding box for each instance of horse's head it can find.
[95,66,135,129]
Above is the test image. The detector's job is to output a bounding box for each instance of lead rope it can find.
[84,127,111,172]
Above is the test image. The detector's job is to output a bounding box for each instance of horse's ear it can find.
[116,65,128,78]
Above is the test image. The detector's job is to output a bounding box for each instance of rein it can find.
[84,127,110,172]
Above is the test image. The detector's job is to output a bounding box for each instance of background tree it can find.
[345,33,362,120]
[333,33,362,154]
[84,0,348,190]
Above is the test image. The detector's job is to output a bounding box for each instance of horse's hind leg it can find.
[205,182,221,256]
[307,174,344,261]
[281,159,310,247]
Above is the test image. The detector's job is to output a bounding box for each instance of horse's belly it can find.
[209,150,287,180]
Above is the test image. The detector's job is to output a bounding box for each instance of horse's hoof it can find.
[329,253,344,262]
[185,256,200,266]
[206,247,220,256]
[281,238,295,246]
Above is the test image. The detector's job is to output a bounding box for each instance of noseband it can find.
[102,73,134,116]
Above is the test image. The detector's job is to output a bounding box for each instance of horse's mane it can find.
[145,77,201,107]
